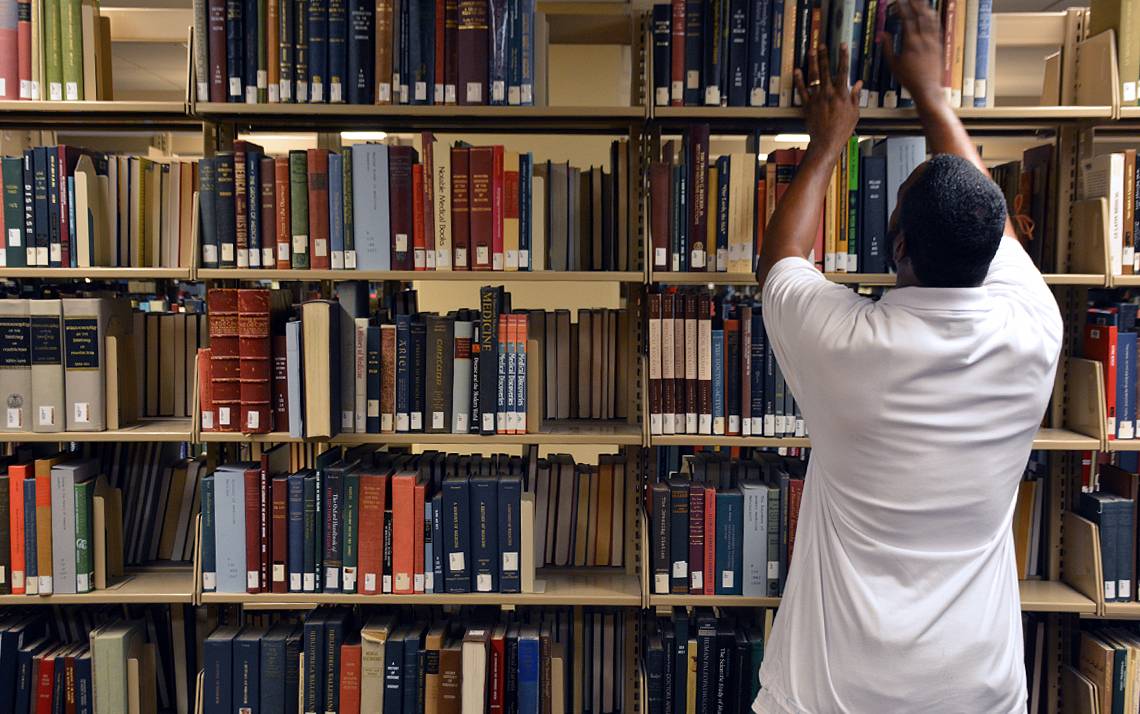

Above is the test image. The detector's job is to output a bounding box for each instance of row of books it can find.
[1084,300,1140,441]
[0,150,197,269]
[649,452,805,597]
[649,128,925,274]
[1013,452,1046,581]
[1077,150,1140,277]
[198,138,633,272]
[642,609,771,714]
[648,0,996,109]
[1091,0,1140,106]
[0,0,113,101]
[200,285,628,438]
[648,290,805,438]
[190,0,543,106]
[204,606,622,714]
[991,144,1057,273]
[135,309,207,421]
[1076,624,1140,714]
[1081,464,1140,604]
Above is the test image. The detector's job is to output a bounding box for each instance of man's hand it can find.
[879,0,944,109]
[794,45,861,158]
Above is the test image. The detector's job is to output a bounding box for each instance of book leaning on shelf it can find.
[649,127,925,274]
[0,0,114,100]
[190,0,547,105]
[649,0,996,109]
[1089,0,1140,106]
[1077,149,1140,277]
[0,149,198,268]
[202,607,616,714]
[197,136,633,272]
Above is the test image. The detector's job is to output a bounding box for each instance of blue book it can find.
[351,144,391,269]
[280,0,296,101]
[1080,492,1129,602]
[22,478,35,588]
[420,0,435,103]
[198,158,218,268]
[442,475,471,593]
[75,649,92,714]
[766,0,783,107]
[402,623,426,714]
[431,490,444,591]
[285,627,302,714]
[346,0,373,103]
[323,610,350,711]
[247,152,262,266]
[749,309,765,432]
[746,0,771,106]
[295,0,309,101]
[302,611,326,714]
[678,162,688,271]
[212,467,247,593]
[519,153,531,269]
[973,0,992,108]
[507,0,521,104]
[715,155,729,270]
[517,627,540,711]
[489,0,509,104]
[287,472,305,591]
[469,474,499,592]
[505,313,516,432]
[45,147,58,267]
[322,467,343,593]
[520,0,535,104]
[715,488,743,594]
[366,326,381,432]
[651,4,670,106]
[243,0,258,100]
[328,0,347,101]
[31,148,48,266]
[225,0,243,100]
[200,474,217,591]
[0,618,44,703]
[711,327,724,434]
[410,316,426,431]
[15,639,50,713]
[302,472,318,591]
[308,0,328,101]
[66,175,76,265]
[328,152,345,268]
[383,627,405,712]
[204,626,240,714]
[498,474,522,592]
[395,313,411,431]
[260,623,293,714]
[234,626,265,714]
[848,0,868,88]
[1120,331,1137,439]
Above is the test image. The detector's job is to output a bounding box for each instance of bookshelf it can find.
[649,428,1100,452]
[198,422,645,445]
[0,418,194,443]
[650,271,1108,287]
[194,269,646,283]
[0,566,196,605]
[0,267,194,281]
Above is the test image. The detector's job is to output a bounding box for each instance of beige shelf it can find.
[200,421,644,446]
[649,593,782,608]
[651,105,1114,127]
[0,267,192,280]
[1032,427,1101,451]
[650,271,1095,287]
[1095,602,1140,619]
[1109,274,1140,287]
[201,571,641,607]
[1104,438,1140,452]
[196,268,644,283]
[651,427,1096,451]
[0,566,194,604]
[0,418,193,443]
[1119,106,1140,121]
[1043,274,1107,286]
[0,100,196,128]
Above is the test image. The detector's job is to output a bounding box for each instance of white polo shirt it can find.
[754,237,1062,714]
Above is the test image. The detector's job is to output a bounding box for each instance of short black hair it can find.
[898,153,1007,288]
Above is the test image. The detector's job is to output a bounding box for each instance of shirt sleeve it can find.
[984,236,1063,333]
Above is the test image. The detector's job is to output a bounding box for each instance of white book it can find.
[451,318,474,433]
[740,482,769,597]
[1080,153,1126,275]
[461,630,489,713]
[962,0,979,104]
[354,318,369,433]
[360,616,395,714]
[434,144,452,270]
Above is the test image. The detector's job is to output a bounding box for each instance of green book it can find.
[3,158,27,268]
[92,621,145,714]
[44,0,63,100]
[74,478,94,592]
[341,470,358,592]
[342,146,354,268]
[846,136,860,271]
[58,0,82,100]
[289,150,310,269]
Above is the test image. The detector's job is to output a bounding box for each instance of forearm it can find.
[757,142,839,286]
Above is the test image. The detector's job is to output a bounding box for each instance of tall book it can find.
[61,298,108,432]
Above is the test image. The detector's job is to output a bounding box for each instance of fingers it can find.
[816,44,831,88]
[835,44,850,89]
[898,0,919,38]
[793,69,809,104]
[807,43,821,87]
[878,32,896,71]
[850,79,864,103]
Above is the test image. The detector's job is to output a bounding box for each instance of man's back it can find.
[753,237,1063,713]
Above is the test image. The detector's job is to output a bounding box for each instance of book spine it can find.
[972,0,991,107]
[442,477,470,592]
[308,0,327,100]
[669,480,688,593]
[260,158,276,267]
[15,0,30,99]
[328,0,346,101]
[451,147,470,268]
[238,288,272,433]
[456,0,488,103]
[469,146,493,269]
[322,471,342,591]
[58,0,81,99]
[306,149,330,267]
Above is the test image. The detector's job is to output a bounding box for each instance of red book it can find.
[339,641,363,714]
[941,0,957,99]
[274,157,292,269]
[16,0,30,99]
[703,486,715,596]
[503,157,519,270]
[7,463,28,594]
[669,0,684,105]
[433,0,446,102]
[238,289,272,433]
[271,475,288,593]
[649,163,670,271]
[243,467,262,593]
[35,651,54,714]
[688,483,704,594]
[0,6,16,100]
[357,473,388,594]
[232,142,252,268]
[413,481,426,592]
[207,289,240,432]
[271,334,289,431]
[391,472,416,594]
[450,147,471,269]
[63,652,76,713]
[788,478,805,565]
[259,157,276,268]
[488,626,506,713]
[388,145,415,270]
[491,145,504,270]
[258,454,271,592]
[469,146,493,270]
[306,149,331,269]
[207,0,227,101]
[412,163,427,270]
[1086,318,1120,440]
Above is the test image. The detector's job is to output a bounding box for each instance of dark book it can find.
[321,465,345,592]
[402,623,426,714]
[278,0,296,101]
[302,611,326,714]
[686,125,709,270]
[383,626,405,712]
[346,0,373,102]
[307,0,328,101]
[747,0,771,106]
[441,475,471,592]
[204,626,240,714]
[327,0,347,101]
[650,481,670,594]
[469,146,494,269]
[225,0,243,101]
[366,325,381,433]
[1080,491,1133,603]
[673,609,689,708]
[214,153,237,268]
[701,0,725,105]
[431,490,444,592]
[294,0,310,100]
[456,0,488,104]
[425,314,455,433]
[196,158,218,268]
[651,4,671,106]
[695,613,717,713]
[668,478,689,594]
[233,626,264,714]
[259,157,276,267]
[450,147,470,269]
[31,148,48,267]
[388,146,415,269]
[859,154,888,273]
[260,623,295,713]
[410,315,427,431]
[242,0,258,102]
[469,473,499,592]
[688,483,705,594]
[683,0,702,105]
[478,286,500,434]
[301,472,318,591]
[498,473,522,592]
[286,472,305,591]
[395,313,411,432]
[323,610,350,711]
[488,0,507,104]
[2,158,26,268]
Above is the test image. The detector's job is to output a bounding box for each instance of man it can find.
[753,0,1063,711]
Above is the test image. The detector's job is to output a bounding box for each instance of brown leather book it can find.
[450,147,470,269]
[198,348,215,431]
[306,149,331,269]
[272,333,289,431]
[590,309,603,420]
[243,466,261,593]
[271,475,288,593]
[274,157,292,269]
[207,0,227,101]
[380,323,396,432]
[576,309,591,419]
[259,157,276,269]
[590,166,603,271]
[683,292,698,433]
[649,163,670,272]
[438,638,462,714]
[424,624,447,712]
[697,292,712,434]
[687,125,709,271]
[456,0,488,104]
[207,289,240,432]
[388,145,415,270]
[375,0,394,103]
[238,289,273,434]
[673,293,685,434]
[594,459,613,566]
[468,146,494,270]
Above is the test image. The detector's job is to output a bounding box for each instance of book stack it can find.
[198,137,633,272]
[1084,301,1139,442]
[1077,150,1140,278]
[990,144,1058,273]
[190,0,545,105]
[1013,451,1047,581]
[649,451,806,597]
[532,453,627,568]
[1081,462,1139,605]
[135,309,207,422]
[649,0,995,108]
[0,150,198,269]
[1090,0,1140,106]
[649,290,804,438]
[0,0,114,101]
[649,128,925,274]
[643,608,771,714]
[1075,625,1140,714]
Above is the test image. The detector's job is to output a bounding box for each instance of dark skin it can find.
[755,0,1015,289]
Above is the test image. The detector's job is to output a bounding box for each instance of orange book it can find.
[357,473,388,594]
[413,481,426,592]
[391,473,416,594]
[497,316,509,435]
[515,314,527,434]
[703,486,715,595]
[339,641,363,714]
[412,163,427,270]
[34,455,63,595]
[8,463,30,595]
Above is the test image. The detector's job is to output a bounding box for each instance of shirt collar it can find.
[879,286,992,312]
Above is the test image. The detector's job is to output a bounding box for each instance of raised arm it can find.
[756,46,861,287]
